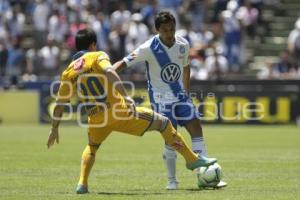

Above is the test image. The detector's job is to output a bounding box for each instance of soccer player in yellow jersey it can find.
[46,28,217,194]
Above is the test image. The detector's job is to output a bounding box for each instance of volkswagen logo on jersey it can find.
[161,63,181,83]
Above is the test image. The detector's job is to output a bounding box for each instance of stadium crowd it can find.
[0,0,299,88]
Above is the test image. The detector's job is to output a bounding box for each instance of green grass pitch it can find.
[0,124,299,200]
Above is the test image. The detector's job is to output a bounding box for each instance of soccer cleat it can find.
[198,180,228,189]
[166,180,178,190]
[215,180,227,188]
[76,184,88,194]
[186,156,217,170]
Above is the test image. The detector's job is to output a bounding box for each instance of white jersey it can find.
[123,34,190,103]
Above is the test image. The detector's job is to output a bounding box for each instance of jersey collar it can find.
[157,35,176,49]
[72,50,88,61]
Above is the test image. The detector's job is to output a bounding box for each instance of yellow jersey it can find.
[57,51,124,109]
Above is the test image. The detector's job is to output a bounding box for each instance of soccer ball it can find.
[197,163,223,188]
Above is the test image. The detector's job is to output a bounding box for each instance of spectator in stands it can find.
[158,0,182,26]
[48,9,68,44]
[88,12,110,52]
[67,0,90,12]
[236,0,258,39]
[256,60,273,80]
[0,13,10,46]
[176,20,213,50]
[257,50,298,80]
[51,0,68,16]
[0,0,11,16]
[39,35,60,77]
[140,0,158,30]
[0,10,9,78]
[22,63,38,82]
[190,47,207,80]
[108,2,131,62]
[212,0,228,22]
[288,18,300,67]
[110,2,131,33]
[25,44,41,76]
[205,46,229,80]
[66,13,87,51]
[126,13,149,54]
[220,0,242,72]
[108,23,127,63]
[178,0,207,32]
[0,42,8,76]
[32,0,50,48]
[121,13,150,81]
[272,50,296,79]
[6,37,25,85]
[5,4,25,40]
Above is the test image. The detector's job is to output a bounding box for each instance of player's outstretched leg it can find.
[149,113,217,170]
[76,144,100,194]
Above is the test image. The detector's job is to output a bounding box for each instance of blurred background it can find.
[0,0,299,125]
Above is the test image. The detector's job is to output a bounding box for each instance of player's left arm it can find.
[47,104,64,148]
[183,64,191,94]
[183,42,191,95]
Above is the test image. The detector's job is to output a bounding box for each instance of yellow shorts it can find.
[87,106,154,144]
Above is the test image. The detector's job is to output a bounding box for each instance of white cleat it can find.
[214,180,228,189]
[166,181,178,190]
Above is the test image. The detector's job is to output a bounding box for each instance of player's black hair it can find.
[75,28,97,51]
[154,11,176,30]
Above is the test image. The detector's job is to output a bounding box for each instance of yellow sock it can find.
[160,121,198,164]
[78,145,98,186]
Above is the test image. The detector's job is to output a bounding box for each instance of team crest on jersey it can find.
[161,63,181,83]
[73,58,85,71]
[179,45,185,54]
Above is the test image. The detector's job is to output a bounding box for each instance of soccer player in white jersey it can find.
[112,11,227,189]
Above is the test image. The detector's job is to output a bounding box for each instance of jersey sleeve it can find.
[123,44,148,67]
[56,73,74,103]
[96,51,112,71]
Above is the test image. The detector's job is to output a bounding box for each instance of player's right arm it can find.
[181,39,191,95]
[112,60,127,73]
[47,73,73,148]
[112,43,148,73]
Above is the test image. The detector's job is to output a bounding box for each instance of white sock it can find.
[163,144,177,182]
[192,137,208,157]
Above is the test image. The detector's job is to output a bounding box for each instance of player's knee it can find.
[148,113,170,132]
[156,114,170,133]
[88,143,101,156]
[89,143,101,149]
